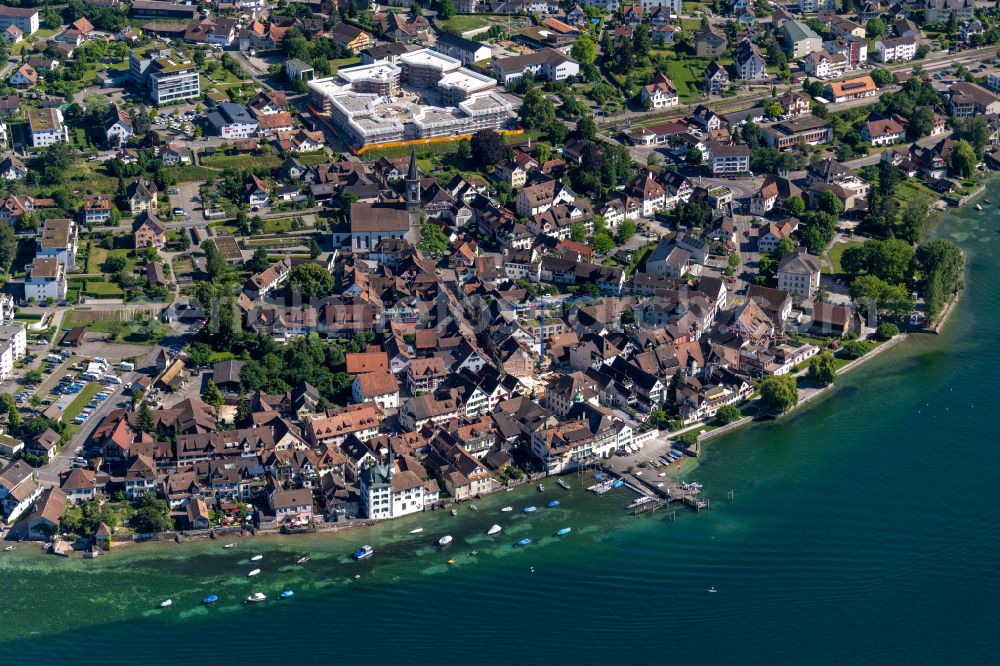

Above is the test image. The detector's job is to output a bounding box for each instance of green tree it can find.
[870,67,892,87]
[954,116,990,158]
[519,87,556,130]
[418,223,449,258]
[570,221,588,243]
[0,220,16,272]
[571,32,597,65]
[591,232,615,254]
[716,404,742,424]
[287,263,334,299]
[807,351,837,386]
[840,340,869,360]
[137,399,155,434]
[685,147,703,166]
[202,239,227,280]
[132,494,173,534]
[817,189,844,216]
[576,115,597,141]
[615,219,637,245]
[909,106,935,139]
[470,129,507,168]
[784,195,806,217]
[776,236,796,258]
[948,139,977,178]
[759,374,798,415]
[202,379,223,408]
[866,17,885,38]
[876,322,900,340]
[438,0,455,19]
[235,394,252,427]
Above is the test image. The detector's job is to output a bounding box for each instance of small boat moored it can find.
[250,554,263,561]
[612,479,624,488]
[408,528,424,534]
[437,535,453,546]
[223,543,237,548]
[546,500,560,508]
[555,527,572,536]
[450,509,458,516]
[500,506,513,512]
[3,545,15,552]
[280,590,294,599]
[447,559,456,565]
[537,483,544,492]
[248,569,261,577]
[515,538,532,547]
[296,556,310,564]
[159,599,172,608]
[246,592,267,603]
[353,545,374,560]
[486,524,503,535]
[523,506,537,513]
[469,504,478,511]
[202,595,218,604]
[557,479,570,490]
[975,203,984,211]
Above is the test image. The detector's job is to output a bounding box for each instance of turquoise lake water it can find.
[2,191,999,664]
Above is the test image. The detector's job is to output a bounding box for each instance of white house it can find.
[24,257,67,301]
[875,37,916,63]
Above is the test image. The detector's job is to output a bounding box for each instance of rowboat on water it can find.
[555,527,572,536]
[546,500,560,508]
[486,524,502,535]
[557,479,570,490]
[515,538,532,547]
[203,595,218,604]
[469,504,478,511]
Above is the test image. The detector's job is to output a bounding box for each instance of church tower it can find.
[405,147,421,244]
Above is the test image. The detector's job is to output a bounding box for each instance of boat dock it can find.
[586,466,708,513]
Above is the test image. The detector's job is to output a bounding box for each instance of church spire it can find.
[407,146,418,181]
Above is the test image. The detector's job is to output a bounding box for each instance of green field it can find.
[200,152,282,170]
[826,241,863,275]
[329,56,361,74]
[63,383,101,423]
[438,15,492,34]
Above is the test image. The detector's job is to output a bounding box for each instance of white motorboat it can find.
[246,592,267,603]
[3,545,15,552]
[296,557,310,564]
[408,528,424,534]
[248,568,261,576]
[159,599,172,608]
[223,543,237,548]
[437,535,453,546]
[500,506,513,512]
[250,554,263,561]
[486,524,502,536]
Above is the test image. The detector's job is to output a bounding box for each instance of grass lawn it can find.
[826,240,863,274]
[167,165,218,181]
[298,151,331,166]
[86,247,137,274]
[81,280,125,298]
[329,56,361,74]
[262,217,304,233]
[64,162,119,194]
[201,152,282,170]
[662,59,712,102]
[63,383,101,423]
[438,15,492,34]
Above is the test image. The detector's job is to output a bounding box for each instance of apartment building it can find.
[28,108,68,148]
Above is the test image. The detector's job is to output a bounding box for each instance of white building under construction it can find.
[308,48,515,148]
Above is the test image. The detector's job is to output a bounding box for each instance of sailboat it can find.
[486,524,503,535]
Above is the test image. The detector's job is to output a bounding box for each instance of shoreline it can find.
[17,179,979,562]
